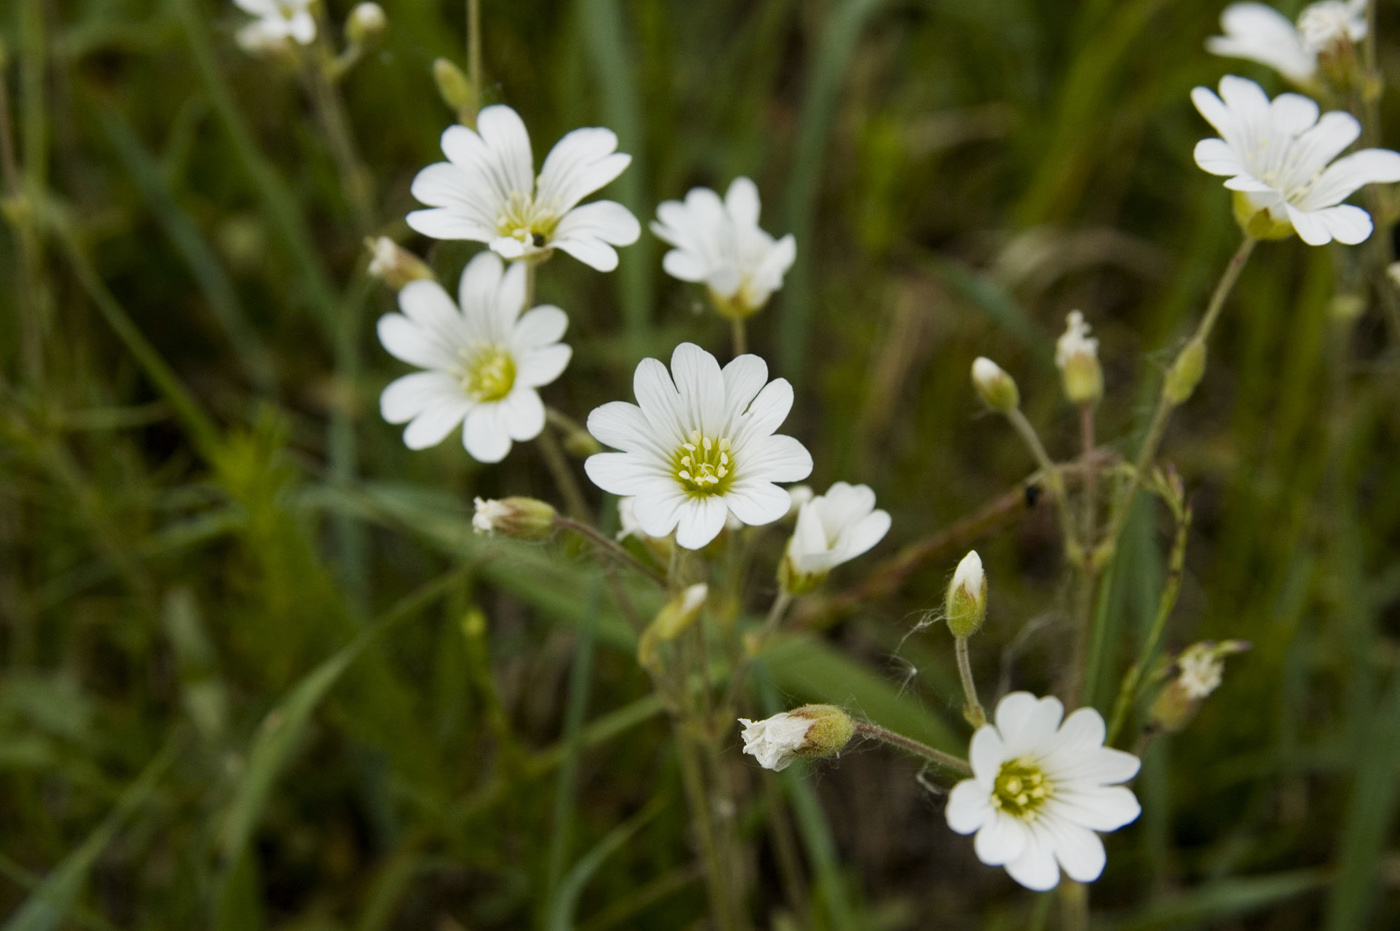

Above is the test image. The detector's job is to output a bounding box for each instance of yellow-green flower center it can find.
[497,191,560,249]
[673,430,733,497]
[991,758,1052,819]
[459,343,516,402]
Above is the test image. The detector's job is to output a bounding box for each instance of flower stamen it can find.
[673,429,733,496]
[459,343,516,402]
[991,758,1052,819]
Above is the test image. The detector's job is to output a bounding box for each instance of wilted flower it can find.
[651,178,797,319]
[780,483,891,594]
[366,237,434,290]
[584,343,812,550]
[946,693,1142,891]
[1055,311,1103,405]
[1207,1,1367,86]
[1150,640,1250,732]
[377,251,572,462]
[234,0,315,53]
[472,497,557,540]
[408,105,640,271]
[1193,76,1400,245]
[739,705,855,771]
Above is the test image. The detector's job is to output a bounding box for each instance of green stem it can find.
[954,636,985,728]
[554,516,664,586]
[539,424,593,522]
[1066,404,1102,707]
[730,317,748,356]
[1098,234,1255,564]
[1005,407,1080,560]
[853,721,973,775]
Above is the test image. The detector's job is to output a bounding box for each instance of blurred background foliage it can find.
[1,0,1399,928]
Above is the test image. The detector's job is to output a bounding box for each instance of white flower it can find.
[584,343,813,550]
[739,713,814,772]
[1177,648,1225,700]
[1206,1,1367,86]
[377,251,572,462]
[785,484,814,519]
[652,178,797,318]
[472,498,510,534]
[234,0,315,51]
[951,550,984,601]
[1193,76,1400,246]
[786,483,891,576]
[407,105,641,272]
[945,692,1141,891]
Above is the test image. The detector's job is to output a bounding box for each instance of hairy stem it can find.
[554,516,665,586]
[1006,407,1080,561]
[954,636,986,728]
[854,721,973,775]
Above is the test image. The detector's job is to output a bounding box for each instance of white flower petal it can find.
[1301,148,1400,209]
[500,387,546,442]
[630,486,689,539]
[1194,138,1247,177]
[403,399,472,450]
[675,496,730,550]
[723,480,791,527]
[832,510,891,564]
[670,343,726,435]
[1052,785,1142,832]
[1048,821,1107,884]
[724,176,762,228]
[740,435,813,484]
[376,314,456,370]
[945,779,994,835]
[633,357,687,443]
[587,402,661,455]
[733,378,795,446]
[512,305,569,349]
[406,206,494,242]
[974,811,1029,867]
[443,106,534,205]
[380,372,461,424]
[584,452,671,496]
[1206,3,1316,84]
[516,344,573,388]
[463,403,513,463]
[1269,92,1320,137]
[968,725,1006,787]
[537,127,631,213]
[992,692,1040,746]
[1004,825,1061,891]
[721,354,769,412]
[399,279,469,348]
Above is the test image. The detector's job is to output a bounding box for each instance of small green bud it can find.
[738,704,855,771]
[366,237,434,290]
[945,550,987,639]
[638,583,708,669]
[778,543,826,597]
[433,58,478,126]
[1164,338,1207,405]
[472,497,557,541]
[971,357,1019,412]
[345,3,386,47]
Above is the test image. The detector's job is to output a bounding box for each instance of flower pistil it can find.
[675,430,733,495]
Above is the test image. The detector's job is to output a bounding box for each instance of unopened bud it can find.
[1150,639,1249,733]
[472,497,557,541]
[778,544,826,597]
[739,704,855,771]
[971,357,1019,412]
[433,58,478,126]
[346,3,386,46]
[638,583,708,669]
[1164,338,1207,405]
[366,237,434,290]
[945,550,987,638]
[1056,311,1103,405]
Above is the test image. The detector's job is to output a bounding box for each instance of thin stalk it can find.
[1,22,49,387]
[720,591,792,713]
[1060,881,1089,931]
[554,516,665,586]
[954,636,985,728]
[1355,0,1400,343]
[853,721,973,775]
[674,729,737,931]
[730,317,748,356]
[760,773,811,927]
[467,0,483,111]
[539,424,593,522]
[1098,234,1255,563]
[1066,403,1102,708]
[1105,506,1191,746]
[1005,407,1080,560]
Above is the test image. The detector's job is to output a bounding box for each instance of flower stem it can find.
[853,721,973,775]
[1005,407,1081,562]
[1064,403,1102,708]
[730,317,748,356]
[554,515,665,586]
[538,418,593,521]
[954,636,986,728]
[1097,234,1255,565]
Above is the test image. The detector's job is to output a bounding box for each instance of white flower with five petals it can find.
[651,178,797,319]
[234,0,315,51]
[784,483,890,580]
[407,105,641,271]
[377,252,572,462]
[1193,76,1400,245]
[1206,2,1367,86]
[945,692,1142,892]
[584,344,813,550]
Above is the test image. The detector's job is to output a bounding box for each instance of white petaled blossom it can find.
[1206,1,1367,86]
[946,693,1142,892]
[407,105,641,271]
[472,498,510,534]
[786,483,891,577]
[739,713,815,772]
[651,178,797,319]
[1193,76,1400,246]
[233,0,315,52]
[377,251,572,462]
[584,343,813,550]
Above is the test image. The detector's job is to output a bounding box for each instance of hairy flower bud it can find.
[366,237,434,290]
[433,58,478,125]
[971,357,1019,412]
[1164,338,1207,405]
[472,497,557,541]
[1055,311,1103,406]
[739,704,855,771]
[638,584,708,669]
[346,3,386,46]
[946,550,987,639]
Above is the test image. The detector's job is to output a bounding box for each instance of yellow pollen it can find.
[673,430,734,497]
[991,758,1052,819]
[496,191,561,249]
[459,343,516,402]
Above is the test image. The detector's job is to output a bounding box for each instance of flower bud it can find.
[1163,338,1207,405]
[346,3,387,46]
[971,357,1019,412]
[739,704,855,771]
[472,497,557,541]
[1055,311,1103,406]
[1149,640,1249,734]
[638,584,708,669]
[778,544,826,597]
[366,237,434,290]
[945,550,987,639]
[433,58,478,126]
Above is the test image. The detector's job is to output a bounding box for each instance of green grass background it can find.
[2,0,1399,928]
